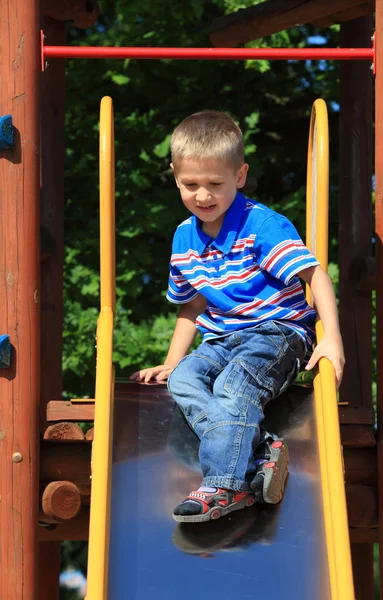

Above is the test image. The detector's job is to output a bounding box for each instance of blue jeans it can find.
[167,321,305,492]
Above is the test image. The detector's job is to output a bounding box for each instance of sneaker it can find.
[173,487,256,523]
[251,440,289,504]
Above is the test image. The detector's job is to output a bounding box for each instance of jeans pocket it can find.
[256,356,301,400]
[223,360,262,414]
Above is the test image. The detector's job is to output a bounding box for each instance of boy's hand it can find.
[305,335,345,389]
[130,364,174,383]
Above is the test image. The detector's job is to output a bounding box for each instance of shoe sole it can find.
[173,495,255,523]
[251,440,289,504]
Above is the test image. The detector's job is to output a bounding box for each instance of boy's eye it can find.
[185,183,196,187]
[211,182,222,187]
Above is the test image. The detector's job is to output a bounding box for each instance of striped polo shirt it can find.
[166,192,319,353]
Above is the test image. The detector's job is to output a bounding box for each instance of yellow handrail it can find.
[86,96,116,600]
[306,99,354,600]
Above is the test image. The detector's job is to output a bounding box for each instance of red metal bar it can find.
[43,45,374,62]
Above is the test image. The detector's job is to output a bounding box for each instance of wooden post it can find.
[38,16,67,599]
[375,2,383,596]
[0,0,41,598]
[339,16,374,599]
[339,16,373,417]
[351,544,375,599]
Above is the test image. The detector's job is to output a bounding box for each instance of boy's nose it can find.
[196,189,212,203]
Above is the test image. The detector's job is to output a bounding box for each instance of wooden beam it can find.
[39,507,90,542]
[340,425,375,447]
[339,17,374,418]
[313,1,374,28]
[338,404,375,425]
[344,447,377,485]
[40,0,100,29]
[351,543,375,600]
[349,255,376,291]
[47,400,95,421]
[375,2,383,596]
[0,0,41,597]
[40,441,91,484]
[210,0,371,48]
[346,484,378,528]
[38,542,60,600]
[46,398,377,426]
[41,481,82,523]
[39,16,67,600]
[43,422,85,440]
[349,527,378,543]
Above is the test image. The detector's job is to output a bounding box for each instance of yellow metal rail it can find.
[86,96,116,600]
[306,99,355,600]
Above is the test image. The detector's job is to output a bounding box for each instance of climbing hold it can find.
[0,335,11,368]
[0,115,14,150]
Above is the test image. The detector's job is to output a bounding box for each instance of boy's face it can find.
[172,159,249,236]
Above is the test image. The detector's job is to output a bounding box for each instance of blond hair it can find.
[171,110,244,170]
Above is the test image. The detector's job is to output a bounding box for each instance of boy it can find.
[131,110,344,523]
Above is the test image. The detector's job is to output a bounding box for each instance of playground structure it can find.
[0,0,382,598]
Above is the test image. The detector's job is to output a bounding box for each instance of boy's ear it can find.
[170,162,180,188]
[237,163,249,189]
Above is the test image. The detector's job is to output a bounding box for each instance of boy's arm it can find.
[130,294,207,383]
[298,265,345,388]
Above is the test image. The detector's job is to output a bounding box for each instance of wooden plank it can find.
[40,441,91,484]
[0,0,41,597]
[38,542,60,600]
[351,543,375,599]
[340,424,375,447]
[338,404,375,425]
[375,2,383,596]
[40,0,100,29]
[345,484,378,528]
[210,0,370,47]
[349,527,378,544]
[344,447,377,485]
[38,18,67,600]
[349,255,376,292]
[47,396,376,428]
[338,17,374,415]
[313,1,374,27]
[39,507,90,542]
[47,400,96,421]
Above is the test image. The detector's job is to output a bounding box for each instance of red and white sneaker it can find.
[173,487,255,523]
[251,439,289,504]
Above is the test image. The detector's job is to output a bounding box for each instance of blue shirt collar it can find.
[191,192,247,256]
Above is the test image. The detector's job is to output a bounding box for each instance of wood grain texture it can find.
[210,0,371,47]
[40,0,99,29]
[0,1,41,597]
[339,17,374,414]
[41,481,82,522]
[375,2,383,596]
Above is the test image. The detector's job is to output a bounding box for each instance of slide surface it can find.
[107,380,331,600]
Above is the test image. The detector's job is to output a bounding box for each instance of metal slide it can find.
[86,98,355,600]
[108,381,330,600]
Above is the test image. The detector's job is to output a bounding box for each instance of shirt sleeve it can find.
[166,261,199,304]
[254,214,319,285]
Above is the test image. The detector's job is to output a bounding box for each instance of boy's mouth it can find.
[198,204,217,213]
